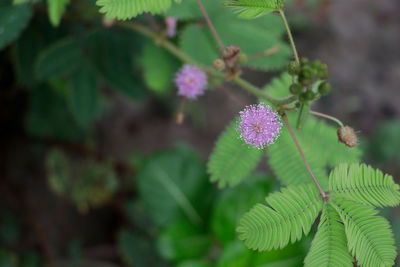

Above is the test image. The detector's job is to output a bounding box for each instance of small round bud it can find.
[311,60,322,69]
[289,83,303,95]
[238,53,248,65]
[318,81,331,95]
[305,90,316,101]
[213,59,226,71]
[299,92,308,102]
[298,75,312,86]
[288,61,301,75]
[337,126,358,147]
[301,65,313,78]
[300,57,309,66]
[317,63,329,79]
[295,102,301,108]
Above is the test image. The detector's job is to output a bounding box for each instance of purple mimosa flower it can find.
[175,65,207,99]
[165,17,177,37]
[238,104,282,149]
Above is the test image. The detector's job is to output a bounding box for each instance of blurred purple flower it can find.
[165,17,177,37]
[238,104,282,149]
[175,65,207,99]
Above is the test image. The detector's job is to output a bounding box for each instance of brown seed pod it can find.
[337,126,358,147]
[223,44,241,67]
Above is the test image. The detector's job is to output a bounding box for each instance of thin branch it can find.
[282,113,328,200]
[214,84,246,106]
[119,22,296,106]
[247,45,281,61]
[278,10,300,64]
[196,0,225,52]
[310,110,344,128]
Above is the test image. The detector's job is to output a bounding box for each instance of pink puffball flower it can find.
[238,104,282,149]
[175,65,207,100]
[165,17,177,37]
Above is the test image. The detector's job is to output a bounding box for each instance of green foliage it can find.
[267,112,362,189]
[237,183,322,251]
[68,66,100,128]
[97,0,182,20]
[211,175,271,244]
[177,0,290,71]
[118,230,166,267]
[0,250,17,267]
[0,214,20,246]
[137,146,211,226]
[329,163,400,208]
[332,198,396,267]
[225,0,284,19]
[26,86,83,141]
[35,38,82,80]
[208,120,264,188]
[87,31,147,100]
[238,163,400,266]
[140,41,178,95]
[368,119,400,164]
[47,0,70,26]
[304,203,353,267]
[46,149,119,212]
[157,220,211,262]
[0,1,32,51]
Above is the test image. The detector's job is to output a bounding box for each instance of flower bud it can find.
[288,61,301,75]
[213,59,226,71]
[289,83,303,95]
[318,81,331,95]
[337,126,358,147]
[238,53,248,65]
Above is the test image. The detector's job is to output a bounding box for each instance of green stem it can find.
[120,21,296,106]
[232,76,296,106]
[310,110,344,128]
[278,10,300,64]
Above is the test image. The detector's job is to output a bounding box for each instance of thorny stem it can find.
[278,10,300,64]
[282,113,328,200]
[310,110,344,128]
[196,0,225,52]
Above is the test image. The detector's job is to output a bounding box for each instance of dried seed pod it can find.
[337,126,358,147]
[223,44,241,67]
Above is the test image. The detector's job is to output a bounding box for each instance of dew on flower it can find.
[238,103,282,149]
[175,65,207,99]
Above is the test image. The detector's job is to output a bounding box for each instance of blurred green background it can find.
[1,0,400,266]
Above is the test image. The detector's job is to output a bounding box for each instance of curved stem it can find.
[282,113,327,200]
[310,110,344,128]
[232,76,296,106]
[278,10,300,64]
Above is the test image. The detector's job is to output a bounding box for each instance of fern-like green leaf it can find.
[208,120,263,188]
[225,0,284,19]
[267,112,362,189]
[96,0,181,20]
[47,0,70,27]
[304,203,353,267]
[329,163,400,208]
[332,198,396,267]
[237,183,323,251]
